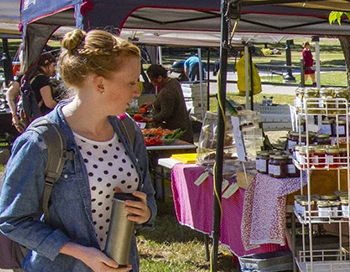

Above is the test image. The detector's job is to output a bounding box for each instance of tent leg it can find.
[211,0,229,271]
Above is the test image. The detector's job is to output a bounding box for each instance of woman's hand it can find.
[140,102,153,109]
[60,242,132,272]
[141,117,153,123]
[125,191,151,225]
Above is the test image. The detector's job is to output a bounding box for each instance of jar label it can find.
[321,124,332,135]
[256,160,267,172]
[288,164,296,174]
[288,140,297,150]
[326,155,334,164]
[336,126,345,136]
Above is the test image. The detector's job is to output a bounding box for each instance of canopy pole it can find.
[1,38,13,87]
[245,44,250,109]
[313,36,321,88]
[249,46,254,110]
[211,0,229,271]
[198,48,205,121]
[207,47,211,111]
[158,46,163,65]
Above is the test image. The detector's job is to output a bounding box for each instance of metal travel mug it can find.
[104,193,138,266]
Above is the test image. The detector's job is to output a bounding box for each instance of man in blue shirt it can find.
[183,55,206,81]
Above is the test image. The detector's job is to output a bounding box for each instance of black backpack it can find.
[0,115,137,269]
[16,75,42,132]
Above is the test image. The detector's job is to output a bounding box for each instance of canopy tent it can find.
[19,0,350,71]
[17,1,350,272]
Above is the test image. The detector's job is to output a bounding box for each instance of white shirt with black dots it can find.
[74,132,139,249]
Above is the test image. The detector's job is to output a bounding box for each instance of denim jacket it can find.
[0,103,157,272]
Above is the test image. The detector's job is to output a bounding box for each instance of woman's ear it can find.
[93,75,105,94]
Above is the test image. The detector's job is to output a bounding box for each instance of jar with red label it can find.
[298,146,314,169]
[326,146,340,168]
[339,147,348,166]
[313,146,326,168]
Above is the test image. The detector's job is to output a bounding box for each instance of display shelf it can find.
[292,96,350,272]
[294,208,348,224]
[296,249,350,272]
[293,159,350,171]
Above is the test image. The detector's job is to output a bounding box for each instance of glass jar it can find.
[286,155,299,177]
[326,146,340,168]
[273,156,288,178]
[321,120,334,136]
[333,120,346,138]
[268,155,276,177]
[339,147,348,165]
[300,200,315,218]
[298,146,314,169]
[319,88,333,112]
[313,146,326,169]
[334,88,349,112]
[300,132,313,145]
[329,200,341,217]
[293,144,304,161]
[304,88,319,113]
[298,119,306,133]
[256,151,269,174]
[317,200,332,219]
[287,131,299,152]
[316,134,331,146]
[340,195,349,218]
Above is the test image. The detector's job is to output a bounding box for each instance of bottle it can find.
[267,96,273,106]
[262,96,267,106]
[105,193,139,267]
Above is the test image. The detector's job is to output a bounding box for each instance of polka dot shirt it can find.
[74,132,139,249]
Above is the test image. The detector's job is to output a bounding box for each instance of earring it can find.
[101,91,105,94]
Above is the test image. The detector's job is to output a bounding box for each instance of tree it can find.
[329,12,350,87]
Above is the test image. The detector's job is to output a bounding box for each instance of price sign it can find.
[231,116,247,162]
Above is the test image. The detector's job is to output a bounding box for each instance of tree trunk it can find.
[338,36,350,87]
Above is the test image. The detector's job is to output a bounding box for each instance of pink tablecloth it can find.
[171,164,288,257]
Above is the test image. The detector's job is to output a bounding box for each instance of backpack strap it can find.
[26,117,74,224]
[119,115,136,148]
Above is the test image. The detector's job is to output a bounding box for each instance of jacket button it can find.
[64,174,68,178]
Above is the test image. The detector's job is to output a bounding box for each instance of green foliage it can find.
[329,11,350,25]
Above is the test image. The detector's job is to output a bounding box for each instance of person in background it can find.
[302,41,316,86]
[5,52,58,133]
[141,64,194,143]
[183,55,206,82]
[0,29,156,272]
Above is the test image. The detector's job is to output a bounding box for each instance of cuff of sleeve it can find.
[36,229,70,261]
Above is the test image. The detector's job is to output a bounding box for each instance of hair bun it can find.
[62,29,87,51]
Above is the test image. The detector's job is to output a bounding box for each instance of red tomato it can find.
[134,114,143,122]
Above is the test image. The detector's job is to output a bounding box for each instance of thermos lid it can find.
[114,193,139,201]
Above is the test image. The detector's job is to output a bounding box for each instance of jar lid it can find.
[322,120,333,124]
[300,200,315,206]
[274,155,287,160]
[326,147,339,154]
[289,131,299,137]
[341,199,349,204]
[329,200,341,206]
[260,152,270,157]
[314,147,326,153]
[295,195,307,201]
[317,134,330,139]
[311,194,322,200]
[339,195,349,201]
[317,200,331,207]
[321,194,338,200]
[338,120,346,124]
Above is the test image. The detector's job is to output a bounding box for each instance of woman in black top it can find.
[31,52,58,114]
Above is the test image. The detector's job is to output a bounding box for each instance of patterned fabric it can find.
[242,172,307,250]
[171,164,288,257]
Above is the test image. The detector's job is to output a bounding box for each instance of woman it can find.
[0,29,156,272]
[6,52,58,133]
[142,64,194,143]
[302,41,316,86]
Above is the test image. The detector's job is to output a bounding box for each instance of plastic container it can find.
[239,251,293,272]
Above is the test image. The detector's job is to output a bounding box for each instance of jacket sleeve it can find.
[152,90,176,124]
[132,125,157,229]
[0,132,70,261]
